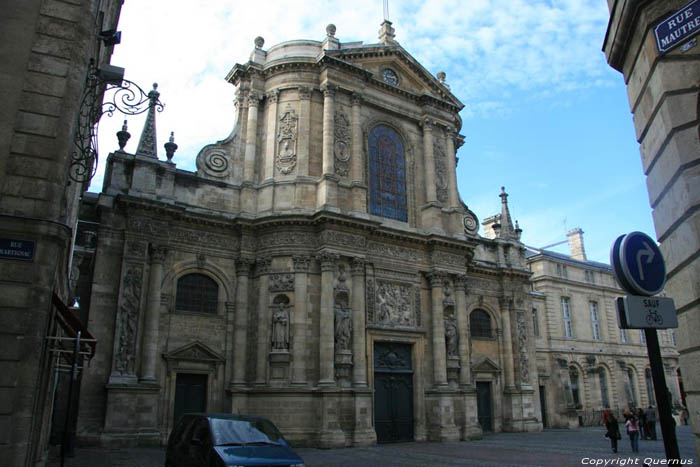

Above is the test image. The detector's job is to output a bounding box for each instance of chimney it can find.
[567,228,587,261]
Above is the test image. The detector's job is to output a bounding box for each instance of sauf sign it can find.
[654,0,700,54]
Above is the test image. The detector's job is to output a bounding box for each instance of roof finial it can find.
[498,186,516,239]
[164,131,178,164]
[135,83,160,158]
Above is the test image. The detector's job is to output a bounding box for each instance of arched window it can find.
[569,367,581,407]
[470,309,492,338]
[368,124,407,221]
[645,368,655,406]
[599,370,610,408]
[175,273,218,314]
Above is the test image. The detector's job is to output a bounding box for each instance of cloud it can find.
[94,0,617,191]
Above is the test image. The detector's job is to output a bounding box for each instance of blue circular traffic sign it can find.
[611,231,666,296]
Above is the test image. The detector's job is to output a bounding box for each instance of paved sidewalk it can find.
[49,425,698,467]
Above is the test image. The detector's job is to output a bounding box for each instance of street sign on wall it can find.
[610,231,666,296]
[654,0,700,54]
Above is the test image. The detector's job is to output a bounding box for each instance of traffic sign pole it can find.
[644,328,680,461]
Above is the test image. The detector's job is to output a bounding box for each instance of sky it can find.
[93,0,657,264]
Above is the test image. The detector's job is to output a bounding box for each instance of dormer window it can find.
[381,68,398,85]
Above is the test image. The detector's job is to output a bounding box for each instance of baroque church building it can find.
[74,21,542,447]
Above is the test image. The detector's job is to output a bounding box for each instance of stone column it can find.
[291,256,311,385]
[232,258,253,386]
[351,258,367,387]
[499,297,516,389]
[318,252,338,386]
[454,275,470,386]
[428,271,448,386]
[297,87,312,176]
[422,119,437,203]
[446,129,459,208]
[263,91,279,180]
[254,257,272,384]
[244,91,260,181]
[351,93,363,182]
[322,85,336,175]
[140,244,166,383]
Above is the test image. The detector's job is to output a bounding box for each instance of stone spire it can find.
[135,83,160,158]
[498,186,516,239]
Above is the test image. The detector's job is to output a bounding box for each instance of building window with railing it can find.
[562,297,573,338]
[590,301,600,340]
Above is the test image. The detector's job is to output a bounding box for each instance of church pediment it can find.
[471,357,501,374]
[325,46,463,110]
[163,341,225,363]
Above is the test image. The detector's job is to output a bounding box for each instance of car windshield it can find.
[209,418,283,446]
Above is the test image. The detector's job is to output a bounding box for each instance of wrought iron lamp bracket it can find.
[69,60,164,183]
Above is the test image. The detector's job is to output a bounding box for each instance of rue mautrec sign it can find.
[654,0,700,54]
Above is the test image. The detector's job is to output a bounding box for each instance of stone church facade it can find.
[75,22,542,447]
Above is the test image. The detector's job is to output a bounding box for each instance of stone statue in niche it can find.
[271,305,289,351]
[445,318,458,357]
[334,301,352,352]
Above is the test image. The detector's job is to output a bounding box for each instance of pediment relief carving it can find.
[471,357,501,374]
[163,341,225,363]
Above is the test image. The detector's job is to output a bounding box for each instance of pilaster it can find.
[254,257,272,385]
[139,244,166,383]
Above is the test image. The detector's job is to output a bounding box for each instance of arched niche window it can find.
[175,273,218,314]
[599,369,610,408]
[569,367,581,407]
[470,309,492,338]
[368,124,407,222]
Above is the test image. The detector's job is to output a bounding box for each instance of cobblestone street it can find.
[49,425,698,467]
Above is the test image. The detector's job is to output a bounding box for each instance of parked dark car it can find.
[165,413,305,467]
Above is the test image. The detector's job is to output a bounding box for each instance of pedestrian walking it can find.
[637,408,648,439]
[645,406,657,440]
[603,409,621,453]
[625,414,640,453]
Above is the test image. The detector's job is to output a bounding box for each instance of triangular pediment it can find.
[471,357,501,374]
[324,45,463,110]
[163,341,225,363]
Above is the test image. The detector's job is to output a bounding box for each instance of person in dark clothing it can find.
[645,406,657,440]
[603,409,621,453]
[637,408,648,439]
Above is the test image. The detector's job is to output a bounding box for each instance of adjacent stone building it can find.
[603,0,700,455]
[74,22,543,447]
[0,1,123,465]
[525,229,681,429]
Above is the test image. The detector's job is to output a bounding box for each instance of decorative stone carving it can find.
[266,90,279,103]
[269,273,294,292]
[235,258,254,276]
[373,280,415,326]
[319,230,366,249]
[351,257,366,275]
[463,211,479,236]
[431,250,465,268]
[201,150,230,177]
[434,138,448,203]
[246,91,261,108]
[196,252,206,269]
[115,266,143,375]
[292,255,311,272]
[317,251,339,271]
[257,232,316,249]
[170,228,235,250]
[277,105,298,174]
[516,311,530,384]
[368,241,422,262]
[271,305,289,351]
[334,111,351,176]
[298,87,312,100]
[127,217,168,237]
[443,283,454,306]
[366,277,375,322]
[150,244,167,264]
[126,240,146,259]
[256,257,272,275]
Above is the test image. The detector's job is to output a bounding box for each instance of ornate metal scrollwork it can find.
[69,60,164,183]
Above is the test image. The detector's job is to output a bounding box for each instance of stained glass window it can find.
[175,273,218,314]
[368,124,407,222]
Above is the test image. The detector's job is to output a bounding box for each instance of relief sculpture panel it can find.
[114,265,143,375]
[371,280,417,327]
